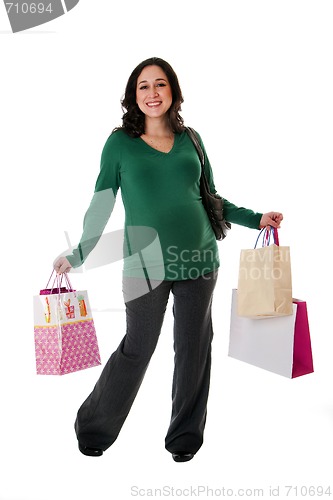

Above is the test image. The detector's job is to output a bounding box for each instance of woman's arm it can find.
[55,132,122,273]
[198,134,282,230]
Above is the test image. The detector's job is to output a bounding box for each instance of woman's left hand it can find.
[259,212,283,229]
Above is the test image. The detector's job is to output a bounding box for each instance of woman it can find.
[54,57,283,461]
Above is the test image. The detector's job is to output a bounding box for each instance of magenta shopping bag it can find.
[33,272,101,375]
[292,299,314,378]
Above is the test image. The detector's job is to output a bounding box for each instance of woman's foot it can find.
[172,452,194,462]
[78,443,103,457]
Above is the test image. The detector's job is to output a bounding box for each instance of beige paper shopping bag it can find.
[237,227,293,317]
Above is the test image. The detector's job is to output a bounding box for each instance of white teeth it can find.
[147,102,161,107]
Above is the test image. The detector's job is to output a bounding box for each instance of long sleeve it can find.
[66,133,121,268]
[197,134,263,230]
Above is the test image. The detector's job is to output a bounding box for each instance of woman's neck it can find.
[140,117,175,153]
[143,117,172,138]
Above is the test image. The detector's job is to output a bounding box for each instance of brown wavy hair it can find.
[116,57,185,138]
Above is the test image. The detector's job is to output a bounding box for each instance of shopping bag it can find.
[237,226,293,317]
[33,272,101,375]
[228,289,314,378]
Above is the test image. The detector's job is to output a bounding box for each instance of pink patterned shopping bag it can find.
[33,273,101,375]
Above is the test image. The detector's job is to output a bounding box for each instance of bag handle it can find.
[254,226,279,248]
[44,270,74,294]
[186,127,212,194]
[185,127,223,206]
[186,126,205,166]
[273,227,279,246]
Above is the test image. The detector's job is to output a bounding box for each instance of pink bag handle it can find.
[62,272,74,291]
[45,270,55,289]
[41,270,74,295]
[273,227,279,246]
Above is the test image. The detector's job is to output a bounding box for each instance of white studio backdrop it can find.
[0,1,332,499]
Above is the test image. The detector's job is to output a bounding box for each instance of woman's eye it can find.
[138,82,166,90]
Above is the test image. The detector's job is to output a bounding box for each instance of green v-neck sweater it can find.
[66,129,262,280]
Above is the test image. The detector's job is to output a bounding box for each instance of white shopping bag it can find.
[228,289,314,378]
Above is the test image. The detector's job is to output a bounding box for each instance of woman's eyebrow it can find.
[138,78,167,85]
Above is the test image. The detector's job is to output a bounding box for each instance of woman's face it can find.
[136,65,173,121]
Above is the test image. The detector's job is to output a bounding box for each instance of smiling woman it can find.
[136,67,173,118]
[53,56,283,463]
[136,66,174,153]
[120,57,185,138]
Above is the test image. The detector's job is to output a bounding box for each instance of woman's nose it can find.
[148,88,158,98]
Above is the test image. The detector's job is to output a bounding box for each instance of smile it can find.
[146,101,162,108]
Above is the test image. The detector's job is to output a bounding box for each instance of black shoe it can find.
[172,452,194,463]
[78,443,103,457]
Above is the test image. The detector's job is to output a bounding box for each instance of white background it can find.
[1,1,333,499]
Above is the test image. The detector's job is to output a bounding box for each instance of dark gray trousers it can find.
[75,270,218,454]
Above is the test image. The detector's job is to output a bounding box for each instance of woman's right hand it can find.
[53,256,72,275]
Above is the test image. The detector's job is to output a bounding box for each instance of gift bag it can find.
[33,272,101,375]
[228,289,314,378]
[237,227,293,317]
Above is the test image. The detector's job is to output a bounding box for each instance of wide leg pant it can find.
[75,270,218,454]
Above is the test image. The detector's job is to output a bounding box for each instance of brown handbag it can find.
[186,127,231,240]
